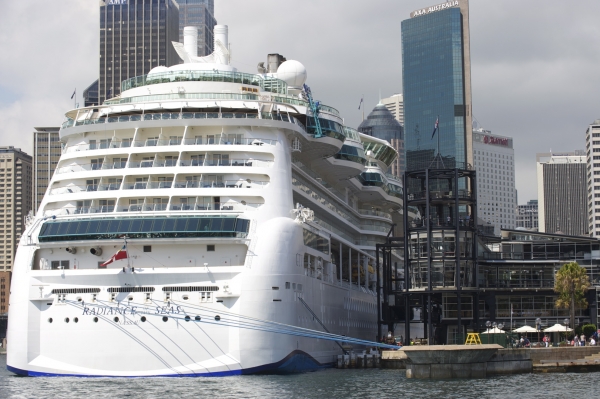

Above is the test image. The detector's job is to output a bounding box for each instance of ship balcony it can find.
[62,135,277,155]
[406,189,475,204]
[41,196,264,217]
[61,111,302,137]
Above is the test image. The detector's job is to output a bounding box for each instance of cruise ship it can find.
[7,25,403,377]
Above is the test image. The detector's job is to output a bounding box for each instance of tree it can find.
[554,262,591,331]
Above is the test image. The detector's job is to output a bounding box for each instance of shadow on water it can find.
[1,354,599,399]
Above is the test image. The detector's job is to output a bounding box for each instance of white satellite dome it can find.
[276,60,307,88]
[148,66,169,75]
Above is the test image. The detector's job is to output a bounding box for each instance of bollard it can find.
[343,354,350,368]
[357,354,365,368]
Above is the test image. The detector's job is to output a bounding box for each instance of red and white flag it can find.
[101,244,128,267]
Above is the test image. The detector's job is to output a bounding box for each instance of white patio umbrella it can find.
[513,325,538,333]
[543,323,573,332]
[481,327,505,334]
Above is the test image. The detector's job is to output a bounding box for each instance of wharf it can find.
[381,346,600,378]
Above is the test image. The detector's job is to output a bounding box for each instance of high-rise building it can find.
[381,93,404,125]
[515,200,539,231]
[472,129,516,235]
[33,127,61,215]
[537,152,587,236]
[357,103,404,177]
[97,0,180,105]
[177,0,216,57]
[0,271,10,316]
[402,0,473,171]
[585,119,600,237]
[0,147,33,272]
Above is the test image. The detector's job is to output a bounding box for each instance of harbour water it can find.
[1,355,598,398]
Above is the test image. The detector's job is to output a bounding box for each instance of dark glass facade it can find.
[177,0,216,57]
[402,6,471,171]
[99,0,180,105]
[83,79,99,107]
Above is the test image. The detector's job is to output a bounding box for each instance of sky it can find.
[0,0,599,203]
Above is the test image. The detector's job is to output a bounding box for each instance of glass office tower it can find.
[98,0,180,105]
[401,1,473,171]
[177,0,216,57]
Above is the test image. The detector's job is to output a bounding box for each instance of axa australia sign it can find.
[107,0,127,5]
[411,1,460,18]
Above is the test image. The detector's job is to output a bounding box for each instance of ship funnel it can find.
[214,25,229,64]
[183,26,198,58]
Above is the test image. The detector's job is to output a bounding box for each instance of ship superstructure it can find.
[7,25,403,376]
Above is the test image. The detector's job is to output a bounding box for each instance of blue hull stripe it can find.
[6,350,334,377]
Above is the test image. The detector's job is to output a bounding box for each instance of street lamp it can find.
[486,320,491,344]
[536,317,542,346]
[564,318,569,344]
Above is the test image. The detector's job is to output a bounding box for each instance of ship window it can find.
[38,217,251,242]
[285,282,290,289]
[207,245,215,252]
[143,245,151,253]
[51,260,70,270]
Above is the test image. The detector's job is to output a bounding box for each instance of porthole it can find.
[48,318,53,323]
[64,317,70,323]
[77,297,82,302]
[214,315,221,321]
[93,317,98,323]
[185,315,191,322]
[141,316,147,322]
[114,317,119,323]
[74,317,79,323]
[195,316,201,321]
[183,295,189,300]
[162,316,168,322]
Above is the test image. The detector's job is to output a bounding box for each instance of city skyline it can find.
[0,0,599,203]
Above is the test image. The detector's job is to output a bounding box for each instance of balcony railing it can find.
[55,157,272,175]
[61,111,306,132]
[42,201,264,217]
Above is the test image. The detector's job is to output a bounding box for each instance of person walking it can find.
[580,333,586,346]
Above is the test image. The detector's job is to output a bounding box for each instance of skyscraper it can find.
[402,0,473,171]
[357,103,405,177]
[472,128,516,235]
[33,127,61,215]
[585,119,600,237]
[537,152,587,236]
[515,200,539,231]
[97,0,180,105]
[0,147,32,272]
[177,0,216,57]
[381,93,404,125]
